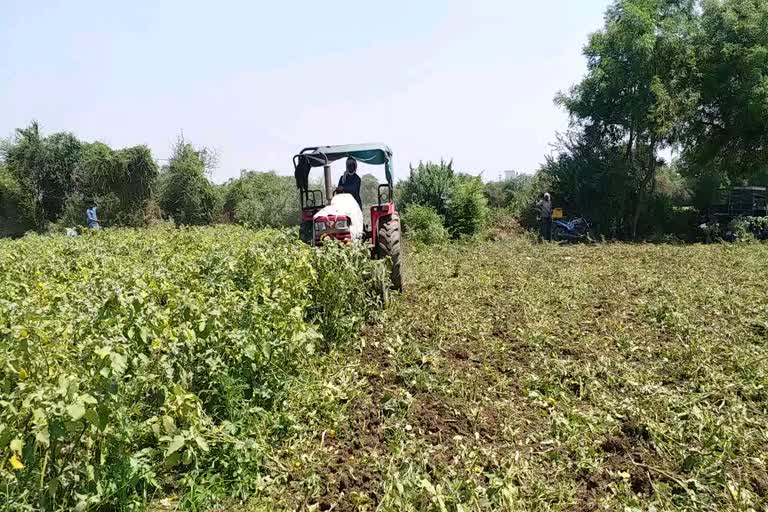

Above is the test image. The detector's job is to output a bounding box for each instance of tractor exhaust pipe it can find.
[324,164,333,204]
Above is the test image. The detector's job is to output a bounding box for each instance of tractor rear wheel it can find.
[377,215,403,292]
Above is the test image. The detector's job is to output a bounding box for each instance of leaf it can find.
[10,438,24,453]
[163,451,181,468]
[195,435,209,452]
[9,454,24,470]
[162,415,176,435]
[166,435,185,456]
[84,408,100,429]
[35,427,50,447]
[18,368,28,380]
[67,402,86,421]
[110,352,128,375]
[81,394,98,405]
[261,342,272,362]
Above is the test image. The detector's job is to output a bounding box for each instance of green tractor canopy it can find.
[293,143,394,191]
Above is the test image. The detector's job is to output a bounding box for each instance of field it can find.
[2,230,768,511]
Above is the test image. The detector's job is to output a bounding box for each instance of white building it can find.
[504,170,519,181]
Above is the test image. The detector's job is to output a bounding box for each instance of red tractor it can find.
[293,143,403,291]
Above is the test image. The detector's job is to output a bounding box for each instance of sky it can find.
[1,0,610,184]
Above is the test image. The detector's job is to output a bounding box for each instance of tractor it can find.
[293,143,403,291]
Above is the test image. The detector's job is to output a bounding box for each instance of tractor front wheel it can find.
[300,221,313,244]
[377,215,403,292]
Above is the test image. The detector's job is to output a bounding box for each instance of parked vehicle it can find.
[552,217,594,243]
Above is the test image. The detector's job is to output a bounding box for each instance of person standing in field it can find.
[86,201,100,229]
[536,192,553,241]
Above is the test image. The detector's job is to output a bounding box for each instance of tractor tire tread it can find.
[377,215,403,292]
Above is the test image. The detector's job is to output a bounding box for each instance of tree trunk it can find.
[626,124,635,163]
[631,137,658,241]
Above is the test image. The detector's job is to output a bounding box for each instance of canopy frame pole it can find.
[324,164,333,205]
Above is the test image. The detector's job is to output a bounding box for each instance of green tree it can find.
[0,165,33,236]
[543,128,634,237]
[396,159,455,218]
[445,175,489,237]
[65,143,158,226]
[2,122,83,227]
[159,139,216,225]
[681,0,768,203]
[557,0,696,239]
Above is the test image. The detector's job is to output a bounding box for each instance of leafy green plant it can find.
[221,171,299,228]
[397,161,488,239]
[158,140,216,226]
[0,166,34,237]
[727,216,768,243]
[0,226,384,510]
[396,160,455,219]
[401,205,448,245]
[445,175,489,237]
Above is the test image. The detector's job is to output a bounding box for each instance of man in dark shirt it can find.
[336,157,362,209]
[535,192,553,241]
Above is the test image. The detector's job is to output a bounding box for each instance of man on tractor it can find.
[336,157,362,208]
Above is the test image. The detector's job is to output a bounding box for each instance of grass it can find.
[238,238,768,511]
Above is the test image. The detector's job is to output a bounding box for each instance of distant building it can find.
[504,170,519,181]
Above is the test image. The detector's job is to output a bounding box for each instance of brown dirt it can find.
[307,333,395,511]
[408,392,473,442]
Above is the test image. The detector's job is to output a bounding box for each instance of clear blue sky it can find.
[1,0,610,183]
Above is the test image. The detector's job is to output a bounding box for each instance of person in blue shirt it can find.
[336,157,362,209]
[86,201,100,229]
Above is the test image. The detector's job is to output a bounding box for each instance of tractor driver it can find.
[336,157,363,209]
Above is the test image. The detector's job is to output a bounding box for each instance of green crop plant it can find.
[0,226,384,511]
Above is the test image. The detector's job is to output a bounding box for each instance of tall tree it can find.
[682,0,768,204]
[558,0,696,238]
[2,122,83,227]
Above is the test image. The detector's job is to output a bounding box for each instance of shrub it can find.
[486,209,524,241]
[397,161,488,238]
[726,216,768,242]
[401,205,448,245]
[222,171,300,228]
[662,206,699,241]
[445,175,489,237]
[396,160,455,218]
[0,226,384,510]
[158,142,216,225]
